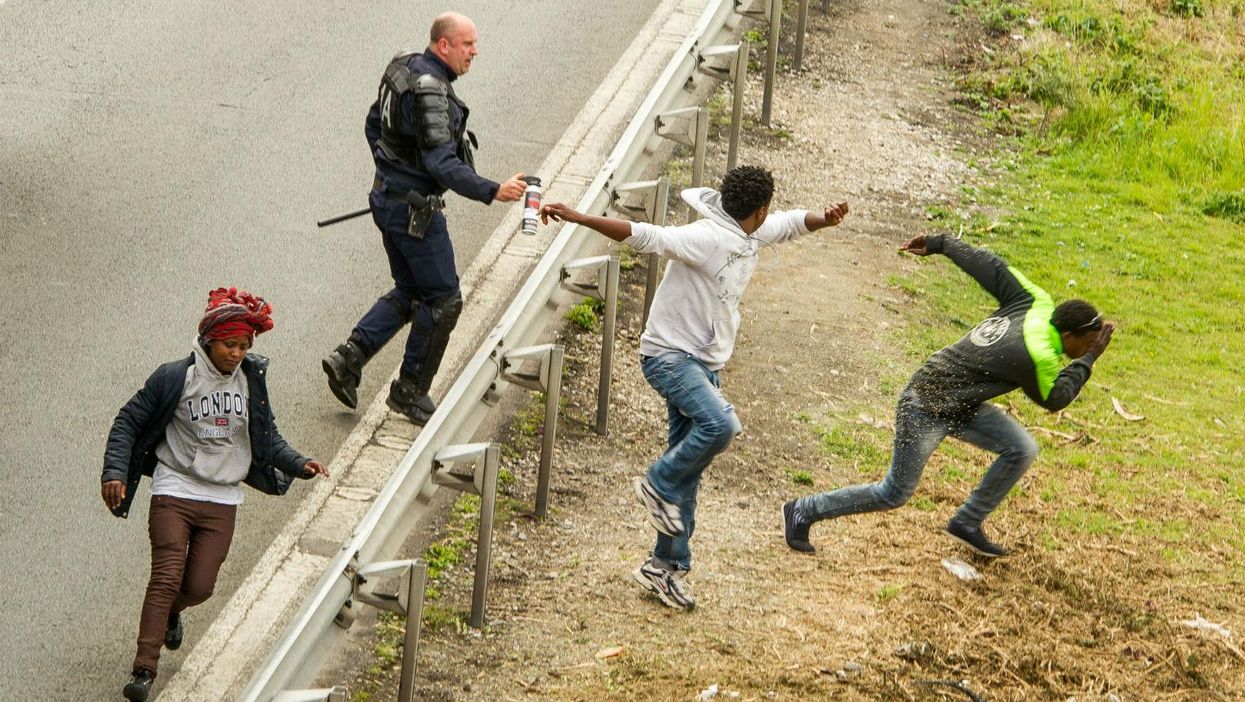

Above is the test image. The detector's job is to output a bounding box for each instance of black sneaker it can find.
[946,518,1009,558]
[633,476,684,537]
[123,669,155,702]
[782,499,815,554]
[631,558,694,611]
[164,611,183,651]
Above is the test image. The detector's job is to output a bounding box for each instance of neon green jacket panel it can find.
[908,235,1095,417]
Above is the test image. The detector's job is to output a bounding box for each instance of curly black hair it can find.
[719,166,774,220]
[1051,299,1101,334]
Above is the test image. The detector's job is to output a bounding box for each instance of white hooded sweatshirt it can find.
[625,187,809,370]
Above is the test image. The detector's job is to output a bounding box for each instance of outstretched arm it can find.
[901,234,1030,307]
[804,202,850,232]
[540,202,633,242]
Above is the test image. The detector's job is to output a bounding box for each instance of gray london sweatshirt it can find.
[153,341,252,489]
[625,187,810,370]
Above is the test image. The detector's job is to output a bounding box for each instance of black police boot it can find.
[122,669,155,701]
[164,610,183,651]
[322,339,366,409]
[386,373,437,426]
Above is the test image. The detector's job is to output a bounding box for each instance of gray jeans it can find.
[797,386,1038,527]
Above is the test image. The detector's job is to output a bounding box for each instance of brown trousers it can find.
[133,495,236,675]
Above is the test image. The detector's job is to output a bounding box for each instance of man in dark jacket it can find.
[322,11,527,425]
[783,234,1114,558]
[102,288,329,702]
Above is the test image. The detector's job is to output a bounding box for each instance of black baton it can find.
[317,206,372,228]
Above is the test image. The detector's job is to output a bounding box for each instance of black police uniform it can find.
[323,48,500,424]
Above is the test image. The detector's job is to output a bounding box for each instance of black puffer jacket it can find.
[101,353,310,518]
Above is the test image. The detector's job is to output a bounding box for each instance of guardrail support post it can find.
[654,106,708,188]
[341,559,428,702]
[431,443,500,628]
[822,0,831,13]
[499,344,565,519]
[272,688,349,702]
[608,179,669,332]
[560,253,620,436]
[696,43,750,173]
[762,0,783,126]
[642,179,671,329]
[598,260,618,436]
[794,0,809,72]
[728,42,749,170]
[395,562,427,702]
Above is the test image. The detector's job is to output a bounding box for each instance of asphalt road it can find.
[0,1,662,698]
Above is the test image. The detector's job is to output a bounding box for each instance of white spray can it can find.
[521,176,543,235]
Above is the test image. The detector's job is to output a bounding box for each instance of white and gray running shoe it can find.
[632,558,694,611]
[633,476,684,537]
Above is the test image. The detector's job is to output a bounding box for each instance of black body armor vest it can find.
[376,52,474,170]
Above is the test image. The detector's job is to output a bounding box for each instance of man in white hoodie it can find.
[540,166,849,610]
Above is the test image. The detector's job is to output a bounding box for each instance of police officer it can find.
[323,12,526,424]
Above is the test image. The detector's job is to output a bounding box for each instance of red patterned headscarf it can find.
[197,287,275,342]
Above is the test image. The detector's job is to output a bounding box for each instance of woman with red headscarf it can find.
[101,288,329,702]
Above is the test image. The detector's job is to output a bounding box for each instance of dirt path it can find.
[341,1,1244,700]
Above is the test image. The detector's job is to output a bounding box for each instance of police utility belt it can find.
[374,176,444,240]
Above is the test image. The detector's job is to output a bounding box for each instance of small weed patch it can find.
[786,468,815,486]
[1203,189,1245,223]
[875,583,904,604]
[565,297,604,331]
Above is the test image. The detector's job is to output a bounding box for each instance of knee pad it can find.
[381,290,414,319]
[415,290,463,331]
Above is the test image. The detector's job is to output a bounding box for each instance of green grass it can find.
[786,468,815,487]
[811,422,889,473]
[926,0,1245,577]
[565,297,604,331]
[876,583,905,604]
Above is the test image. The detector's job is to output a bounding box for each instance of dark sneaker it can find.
[123,669,155,701]
[164,611,183,651]
[386,377,437,426]
[633,476,684,537]
[782,499,815,554]
[322,340,365,409]
[632,559,694,611]
[946,518,1009,558]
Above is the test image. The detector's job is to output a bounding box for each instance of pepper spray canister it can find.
[521,176,543,235]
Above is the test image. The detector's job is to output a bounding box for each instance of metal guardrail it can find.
[239,0,749,698]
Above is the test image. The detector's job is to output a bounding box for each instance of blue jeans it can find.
[351,192,459,377]
[640,353,742,571]
[797,385,1038,527]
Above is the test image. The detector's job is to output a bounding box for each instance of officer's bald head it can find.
[430,12,471,44]
[429,12,479,76]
